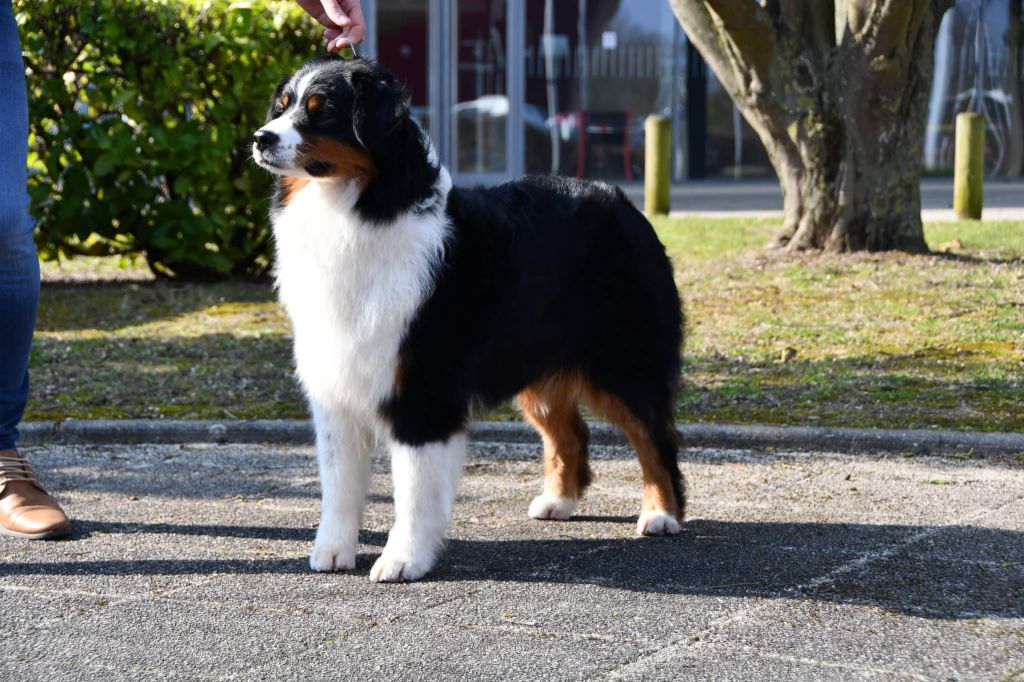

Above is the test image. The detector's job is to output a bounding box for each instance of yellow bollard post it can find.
[644,115,671,216]
[953,112,985,220]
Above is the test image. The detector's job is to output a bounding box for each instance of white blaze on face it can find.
[252,68,322,176]
[257,116,304,164]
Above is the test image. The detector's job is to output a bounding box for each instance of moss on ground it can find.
[653,217,1024,431]
[28,219,1024,431]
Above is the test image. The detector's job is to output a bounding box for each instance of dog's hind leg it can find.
[582,383,684,535]
[370,432,466,582]
[310,403,374,572]
[518,375,592,520]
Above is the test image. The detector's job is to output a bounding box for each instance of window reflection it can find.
[705,69,773,179]
[377,0,430,132]
[926,0,1024,176]
[524,0,682,181]
[455,0,508,174]
[373,0,1024,181]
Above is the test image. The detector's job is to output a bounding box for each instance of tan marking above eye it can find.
[307,94,322,112]
[280,93,290,108]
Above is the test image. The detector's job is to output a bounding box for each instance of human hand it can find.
[295,0,366,52]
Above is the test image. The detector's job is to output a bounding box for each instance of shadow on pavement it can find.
[4,519,1020,620]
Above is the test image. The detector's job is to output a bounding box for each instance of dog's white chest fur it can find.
[271,178,450,421]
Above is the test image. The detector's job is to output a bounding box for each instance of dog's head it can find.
[252,57,408,182]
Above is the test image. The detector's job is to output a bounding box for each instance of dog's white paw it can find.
[528,494,578,520]
[369,550,432,583]
[637,510,682,536]
[309,540,356,572]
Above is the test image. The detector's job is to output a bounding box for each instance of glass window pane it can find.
[377,0,430,133]
[454,0,508,174]
[705,70,773,179]
[925,0,1024,177]
[524,0,680,181]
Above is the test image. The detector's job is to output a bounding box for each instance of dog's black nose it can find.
[254,130,279,152]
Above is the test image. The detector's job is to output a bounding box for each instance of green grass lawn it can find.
[28,219,1024,431]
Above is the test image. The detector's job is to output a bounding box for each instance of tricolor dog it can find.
[253,57,685,582]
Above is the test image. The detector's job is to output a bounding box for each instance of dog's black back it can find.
[382,173,685,515]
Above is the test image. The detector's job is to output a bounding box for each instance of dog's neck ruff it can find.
[271,167,452,425]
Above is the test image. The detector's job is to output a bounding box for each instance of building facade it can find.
[358,0,1024,186]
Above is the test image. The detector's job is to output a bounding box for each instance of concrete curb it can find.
[18,419,1024,457]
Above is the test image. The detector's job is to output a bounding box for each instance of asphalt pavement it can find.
[2,441,1023,680]
[620,177,1024,220]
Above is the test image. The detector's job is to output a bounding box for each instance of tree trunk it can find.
[780,37,936,254]
[668,0,953,254]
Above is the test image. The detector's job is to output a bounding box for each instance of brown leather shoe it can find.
[0,449,71,540]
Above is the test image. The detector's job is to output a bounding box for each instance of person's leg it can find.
[0,0,36,452]
[0,0,70,539]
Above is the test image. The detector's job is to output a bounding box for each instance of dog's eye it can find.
[271,94,291,116]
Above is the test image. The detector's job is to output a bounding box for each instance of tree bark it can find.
[668,0,953,253]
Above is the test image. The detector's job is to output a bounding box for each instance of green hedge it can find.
[18,0,322,278]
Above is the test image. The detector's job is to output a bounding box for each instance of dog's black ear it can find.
[351,67,409,151]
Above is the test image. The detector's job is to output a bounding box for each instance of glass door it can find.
[523,0,685,182]
[376,0,431,132]
[372,0,524,183]
[450,0,523,184]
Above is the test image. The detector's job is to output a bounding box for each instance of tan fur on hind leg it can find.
[581,383,682,535]
[518,374,592,520]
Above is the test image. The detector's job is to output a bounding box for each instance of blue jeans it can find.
[0,0,38,451]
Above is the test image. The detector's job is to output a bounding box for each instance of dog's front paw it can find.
[528,494,578,520]
[309,539,356,572]
[369,550,432,583]
[636,510,682,536]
